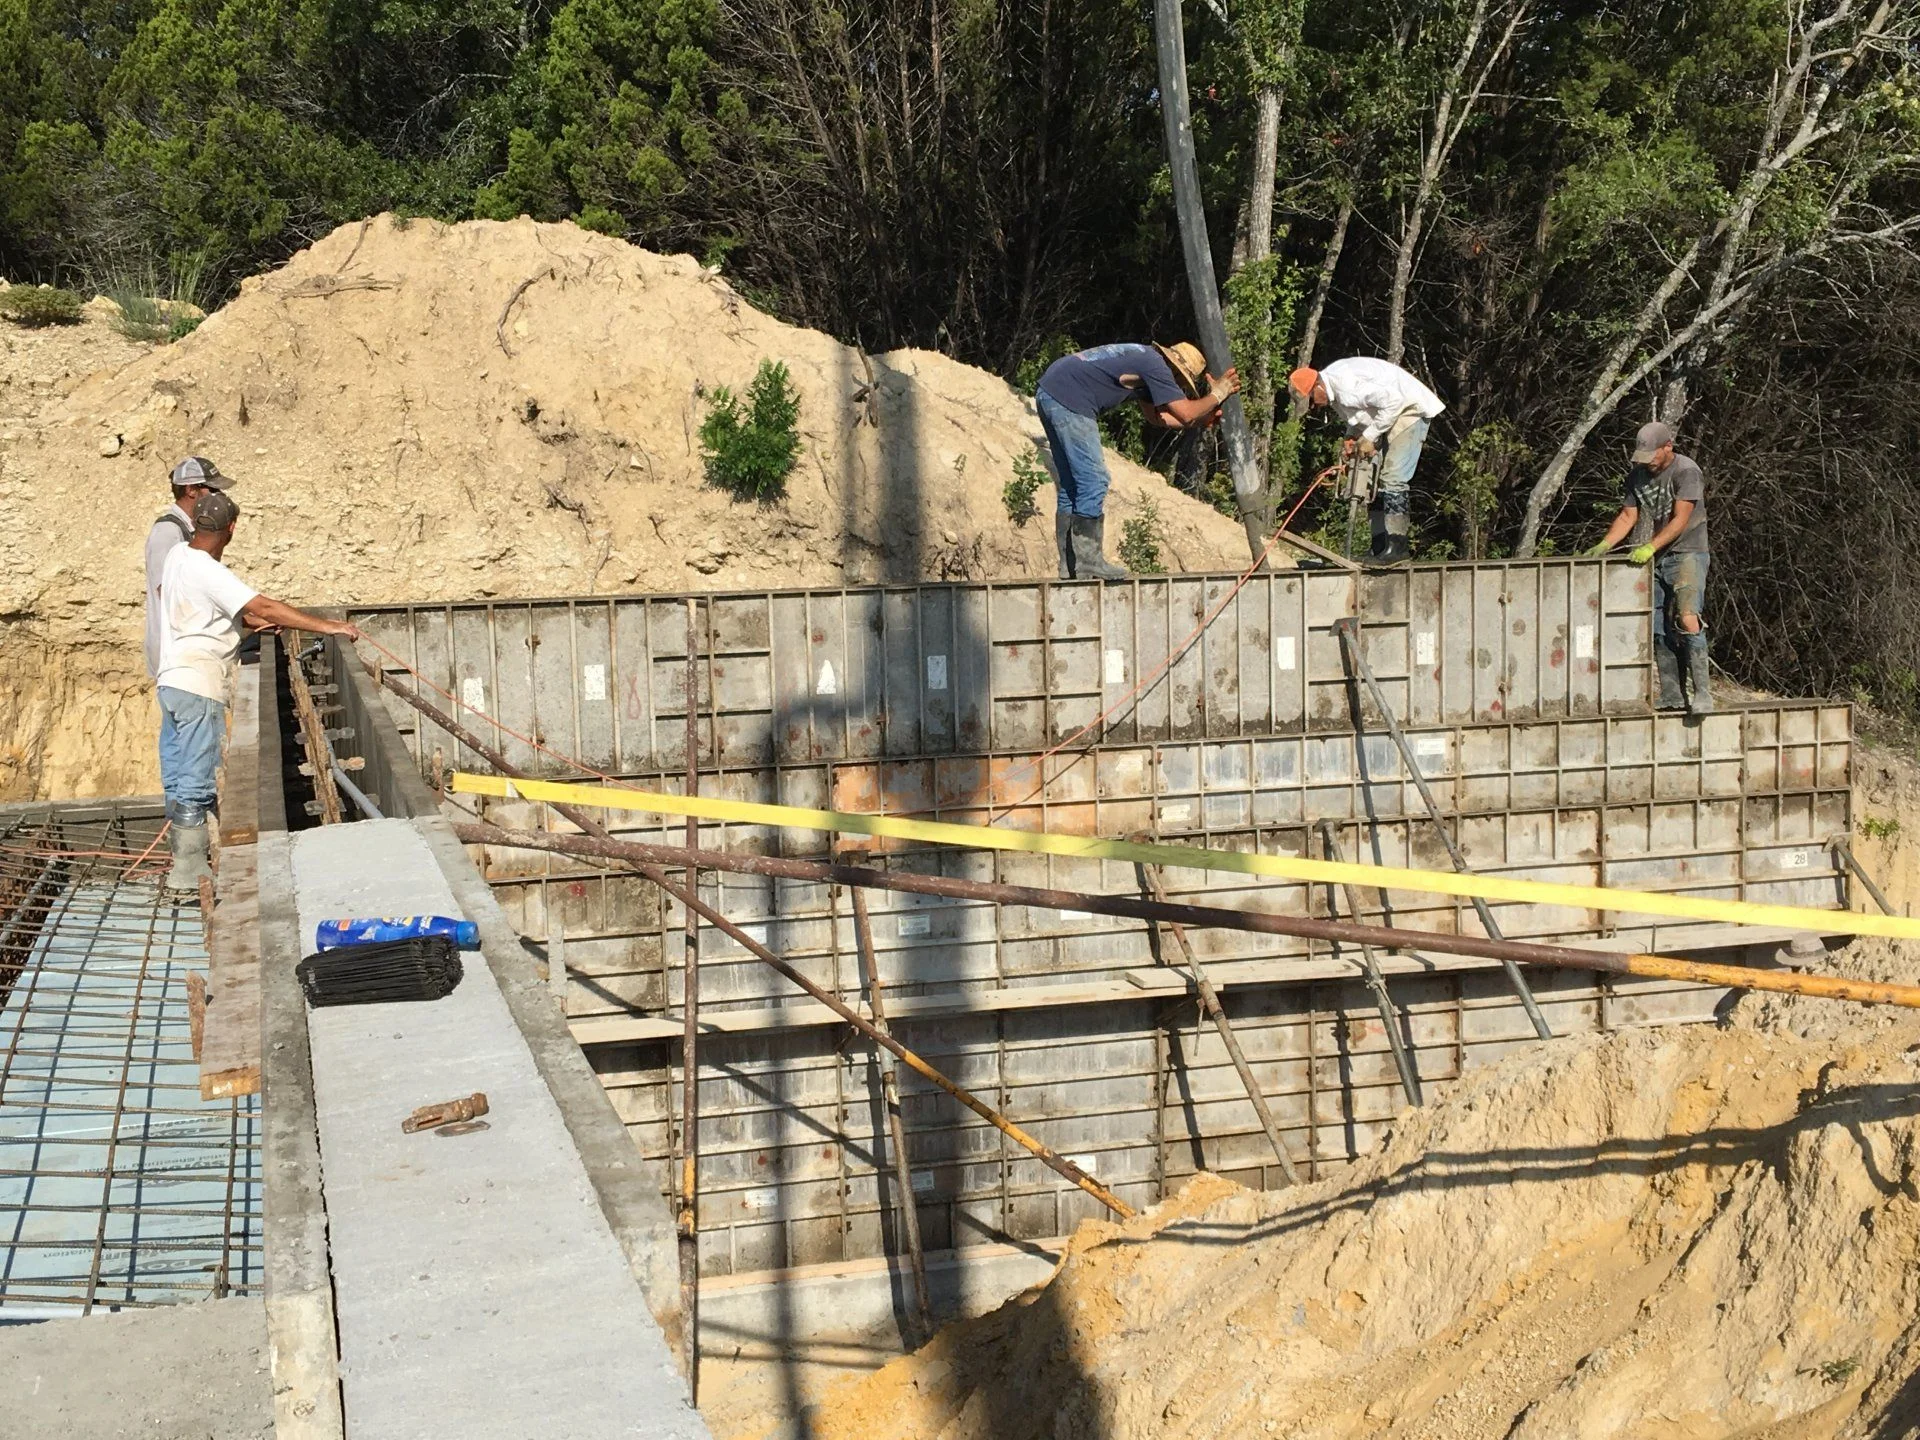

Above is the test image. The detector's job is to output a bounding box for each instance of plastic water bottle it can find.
[314,916,479,951]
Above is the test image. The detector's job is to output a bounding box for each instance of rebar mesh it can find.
[0,806,261,1312]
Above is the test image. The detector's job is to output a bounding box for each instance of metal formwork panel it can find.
[469,701,1850,1022]
[584,963,1728,1279]
[350,559,1656,778]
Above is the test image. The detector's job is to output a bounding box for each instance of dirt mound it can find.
[791,939,1920,1440]
[0,215,1248,800]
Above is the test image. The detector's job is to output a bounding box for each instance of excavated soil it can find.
[0,216,1248,800]
[780,938,1920,1440]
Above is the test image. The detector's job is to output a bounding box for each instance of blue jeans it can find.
[1652,550,1709,643]
[157,686,227,827]
[1375,418,1429,515]
[1036,388,1112,518]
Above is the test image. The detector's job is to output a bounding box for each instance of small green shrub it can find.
[1861,815,1902,842]
[1003,447,1048,525]
[1817,1357,1860,1386]
[700,359,801,502]
[93,253,212,343]
[0,286,82,326]
[1118,498,1166,574]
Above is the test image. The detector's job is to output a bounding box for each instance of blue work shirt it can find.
[1037,344,1187,418]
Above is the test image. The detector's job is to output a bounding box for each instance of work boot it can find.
[164,821,212,897]
[1367,535,1412,565]
[1054,511,1076,580]
[1068,515,1127,580]
[1653,638,1686,709]
[1683,630,1715,714]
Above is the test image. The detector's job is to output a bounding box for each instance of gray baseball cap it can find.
[1630,421,1676,464]
[170,456,233,490]
[191,490,240,532]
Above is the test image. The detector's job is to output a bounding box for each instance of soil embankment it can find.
[788,938,1920,1440]
[0,216,1248,800]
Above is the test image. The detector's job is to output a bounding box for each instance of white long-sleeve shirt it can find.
[1318,358,1445,442]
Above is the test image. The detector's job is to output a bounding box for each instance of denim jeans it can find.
[1375,417,1429,515]
[157,686,228,827]
[1652,550,1710,643]
[1036,388,1112,518]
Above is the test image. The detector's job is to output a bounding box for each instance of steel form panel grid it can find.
[465,701,1850,1022]
[0,807,261,1313]
[584,966,1728,1278]
[348,558,1655,780]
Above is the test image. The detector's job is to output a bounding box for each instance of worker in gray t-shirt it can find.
[1587,421,1712,713]
[144,457,235,677]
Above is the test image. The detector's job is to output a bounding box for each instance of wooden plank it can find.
[187,972,207,1061]
[219,656,263,846]
[201,843,263,1100]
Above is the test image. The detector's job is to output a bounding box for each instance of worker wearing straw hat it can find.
[1034,341,1239,580]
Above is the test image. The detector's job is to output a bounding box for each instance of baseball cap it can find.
[1288,365,1320,399]
[170,456,233,490]
[1630,422,1676,464]
[191,490,240,532]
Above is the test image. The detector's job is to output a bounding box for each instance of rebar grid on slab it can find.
[0,812,261,1312]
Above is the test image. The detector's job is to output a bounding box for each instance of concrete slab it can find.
[291,819,706,1440]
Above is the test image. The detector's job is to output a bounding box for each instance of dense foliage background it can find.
[3,0,1917,709]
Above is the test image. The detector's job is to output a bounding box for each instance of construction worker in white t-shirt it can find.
[1288,359,1447,565]
[154,489,360,894]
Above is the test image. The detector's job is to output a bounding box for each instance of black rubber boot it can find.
[1368,535,1412,565]
[1054,512,1076,580]
[165,821,211,897]
[1069,516,1127,580]
[1653,638,1686,709]
[1683,630,1715,714]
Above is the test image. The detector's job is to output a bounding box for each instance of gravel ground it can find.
[0,1297,272,1439]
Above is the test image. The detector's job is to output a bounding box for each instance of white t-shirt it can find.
[1319,358,1446,441]
[143,505,192,679]
[155,546,258,703]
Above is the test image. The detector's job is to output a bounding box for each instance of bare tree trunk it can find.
[1238,83,1283,474]
[1514,0,1900,555]
[1290,193,1352,415]
[1385,0,1532,365]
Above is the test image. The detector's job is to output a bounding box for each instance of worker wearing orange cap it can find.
[1288,359,1446,564]
[1034,341,1240,579]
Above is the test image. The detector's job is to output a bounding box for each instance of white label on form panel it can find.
[1575,625,1596,660]
[897,914,931,937]
[1783,849,1812,870]
[816,659,839,696]
[911,1170,935,1193]
[1416,632,1437,666]
[1105,649,1126,684]
[926,654,948,690]
[460,677,485,712]
[1275,636,1297,671]
[582,663,607,701]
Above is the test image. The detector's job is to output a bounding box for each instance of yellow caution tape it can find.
[449,772,1920,941]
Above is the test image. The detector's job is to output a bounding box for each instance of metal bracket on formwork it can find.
[1331,616,1554,1041]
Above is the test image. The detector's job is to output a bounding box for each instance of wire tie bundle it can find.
[296,937,464,1007]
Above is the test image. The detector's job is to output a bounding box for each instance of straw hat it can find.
[1154,341,1209,399]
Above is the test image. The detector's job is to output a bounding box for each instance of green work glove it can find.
[1628,543,1656,565]
[1583,541,1612,558]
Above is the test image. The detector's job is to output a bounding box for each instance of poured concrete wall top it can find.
[348,558,1654,778]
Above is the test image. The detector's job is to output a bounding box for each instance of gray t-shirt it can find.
[1626,452,1708,554]
[144,505,192,678]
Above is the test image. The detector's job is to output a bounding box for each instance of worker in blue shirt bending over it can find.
[1034,341,1240,579]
